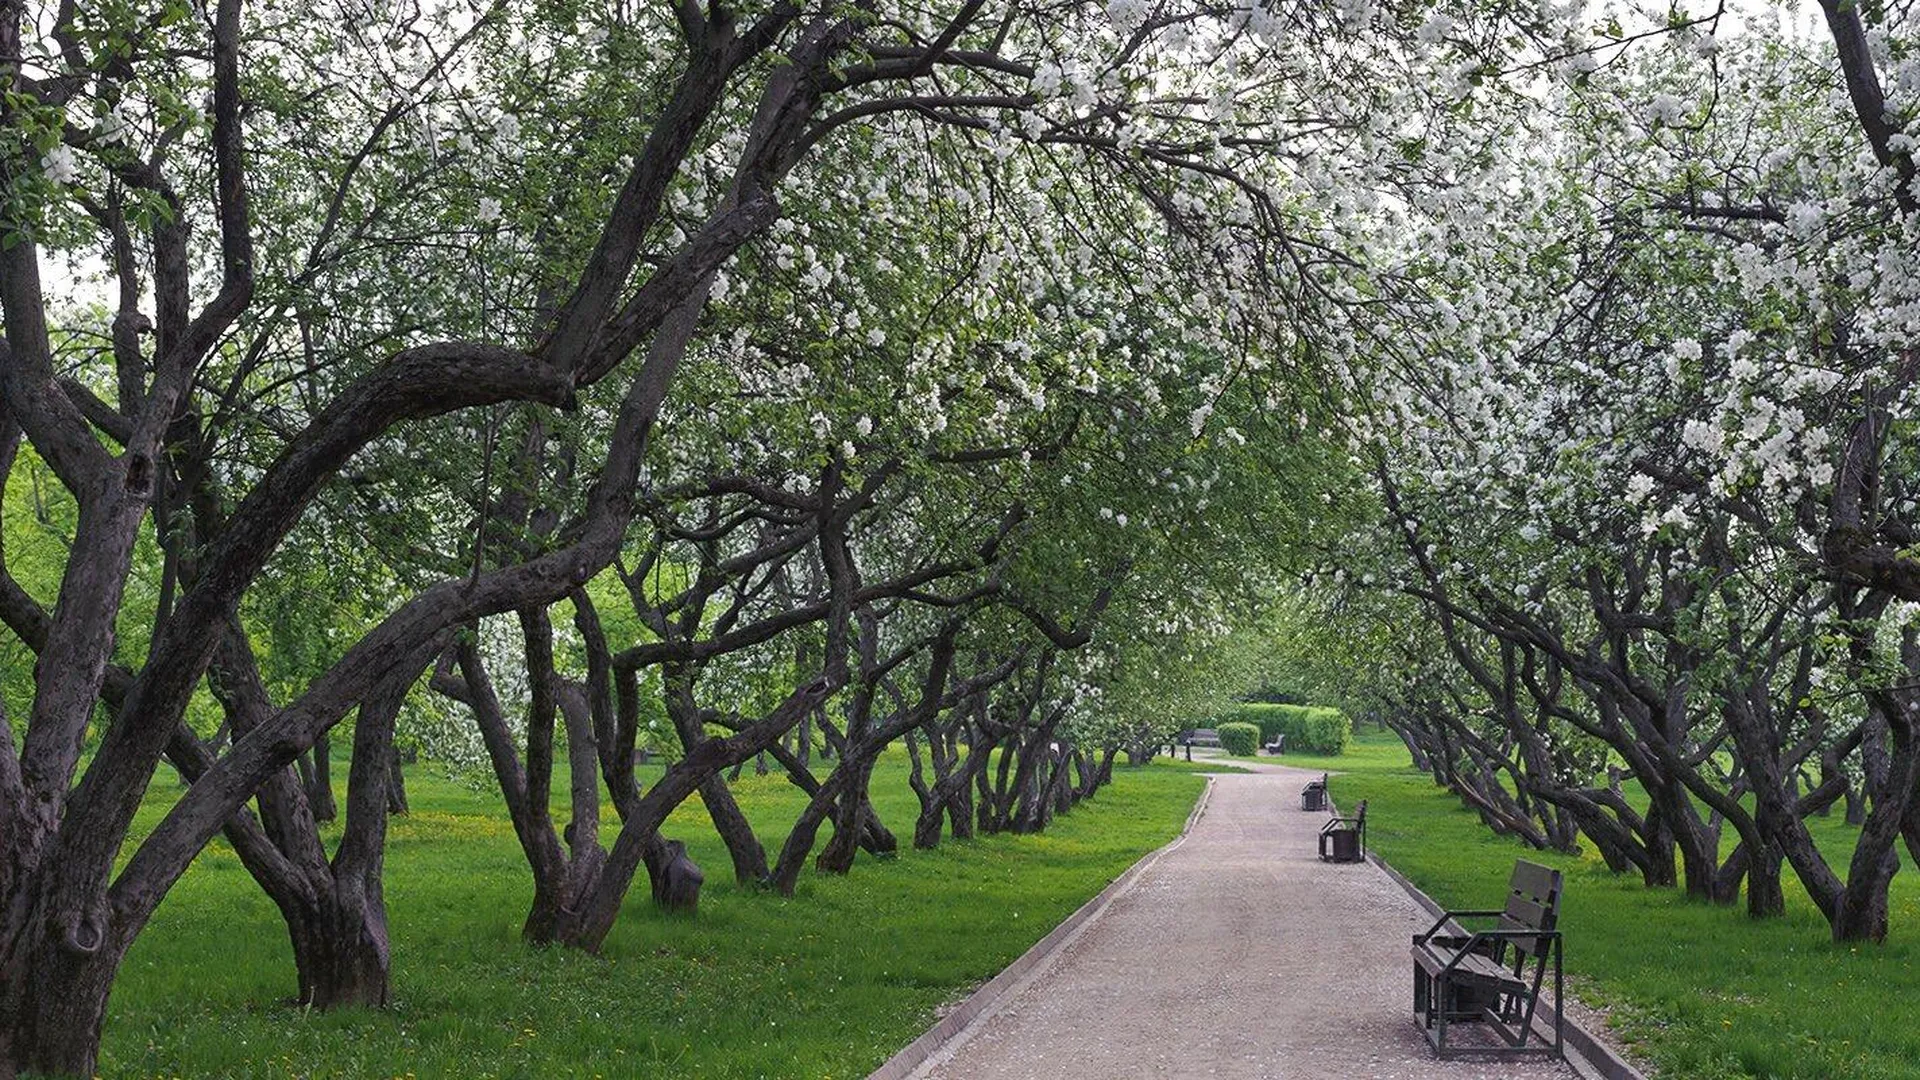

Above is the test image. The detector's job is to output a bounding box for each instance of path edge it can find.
[865,774,1218,1080]
[1364,849,1651,1080]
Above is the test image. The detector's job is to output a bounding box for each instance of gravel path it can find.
[912,760,1576,1080]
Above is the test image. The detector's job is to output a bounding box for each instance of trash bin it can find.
[1327,826,1360,862]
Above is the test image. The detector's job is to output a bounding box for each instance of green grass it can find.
[1332,726,1920,1080]
[101,751,1204,1079]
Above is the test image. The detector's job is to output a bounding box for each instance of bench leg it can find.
[1552,937,1564,1056]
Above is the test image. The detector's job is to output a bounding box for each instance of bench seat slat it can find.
[1411,944,1527,991]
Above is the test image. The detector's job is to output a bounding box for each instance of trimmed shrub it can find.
[1215,703,1351,755]
[1216,722,1261,757]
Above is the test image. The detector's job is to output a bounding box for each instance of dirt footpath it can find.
[909,761,1576,1080]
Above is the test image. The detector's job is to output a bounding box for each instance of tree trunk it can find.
[302,735,338,823]
[385,744,409,815]
[1834,832,1906,942]
[1745,844,1786,919]
[700,774,770,886]
[906,729,941,849]
[947,779,976,840]
[771,797,834,894]
[0,920,126,1080]
[1709,842,1747,907]
[286,886,391,1008]
[858,797,897,855]
[1048,747,1074,817]
[982,732,1020,834]
[1640,801,1678,888]
[1390,721,1433,772]
[287,665,422,1007]
[438,636,581,946]
[912,798,944,849]
[772,755,859,892]
[815,757,874,874]
[916,730,988,848]
[664,666,769,885]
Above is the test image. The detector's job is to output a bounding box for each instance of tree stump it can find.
[645,838,704,913]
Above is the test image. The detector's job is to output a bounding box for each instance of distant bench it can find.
[1262,733,1285,755]
[1411,859,1564,1059]
[1300,772,1328,812]
[1181,728,1221,748]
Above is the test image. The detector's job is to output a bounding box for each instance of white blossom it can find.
[1031,62,1064,99]
[1644,93,1687,126]
[40,145,76,185]
[1416,13,1455,43]
[1107,0,1149,33]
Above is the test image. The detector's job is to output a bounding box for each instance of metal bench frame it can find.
[1300,772,1328,812]
[1318,800,1366,863]
[1410,860,1563,1060]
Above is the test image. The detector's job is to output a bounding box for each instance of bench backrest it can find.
[1496,860,1561,961]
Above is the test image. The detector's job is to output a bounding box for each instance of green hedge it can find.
[1216,722,1261,756]
[1215,703,1351,755]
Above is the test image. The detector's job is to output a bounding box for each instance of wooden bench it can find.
[1318,799,1366,862]
[1300,772,1328,811]
[1183,728,1221,748]
[1410,860,1563,1059]
[1261,733,1285,755]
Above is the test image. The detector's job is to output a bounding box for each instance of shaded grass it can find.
[1332,726,1920,1080]
[101,751,1204,1078]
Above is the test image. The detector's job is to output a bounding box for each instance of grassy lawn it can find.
[1331,727,1920,1080]
[102,751,1204,1079]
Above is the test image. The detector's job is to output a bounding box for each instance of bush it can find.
[1216,722,1261,756]
[1215,703,1351,755]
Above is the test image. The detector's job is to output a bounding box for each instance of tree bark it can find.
[303,735,337,823]
[663,667,769,886]
[385,744,410,816]
[815,755,883,874]
[700,773,770,886]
